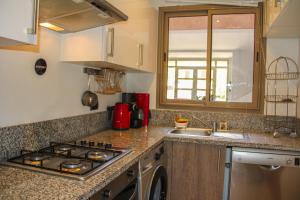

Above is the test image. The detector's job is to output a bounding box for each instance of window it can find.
[157,5,263,111]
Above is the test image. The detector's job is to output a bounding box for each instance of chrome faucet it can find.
[192,115,217,132]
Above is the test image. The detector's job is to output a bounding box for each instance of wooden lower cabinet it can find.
[166,141,226,200]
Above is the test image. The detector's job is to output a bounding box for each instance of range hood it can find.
[39,0,128,33]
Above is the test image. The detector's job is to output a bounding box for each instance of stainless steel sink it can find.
[168,128,212,137]
[213,131,245,140]
[168,128,245,139]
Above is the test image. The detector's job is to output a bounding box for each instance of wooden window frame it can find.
[157,4,265,112]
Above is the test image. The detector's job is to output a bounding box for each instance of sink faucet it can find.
[192,115,217,132]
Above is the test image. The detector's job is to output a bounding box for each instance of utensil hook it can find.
[87,75,91,90]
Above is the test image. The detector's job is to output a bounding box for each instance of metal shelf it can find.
[265,56,299,137]
[264,116,296,123]
[266,72,299,80]
[265,95,297,103]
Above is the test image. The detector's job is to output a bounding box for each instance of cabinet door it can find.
[196,144,226,200]
[129,0,157,73]
[106,25,140,70]
[170,142,198,200]
[0,0,38,46]
[106,0,157,72]
[61,27,105,62]
[169,142,226,200]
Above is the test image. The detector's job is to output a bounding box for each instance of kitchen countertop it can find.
[1,126,300,200]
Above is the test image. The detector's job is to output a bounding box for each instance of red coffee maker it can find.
[135,93,150,126]
[112,103,131,130]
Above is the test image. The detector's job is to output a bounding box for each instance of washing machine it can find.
[139,142,168,200]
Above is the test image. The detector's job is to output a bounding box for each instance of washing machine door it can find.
[148,166,167,200]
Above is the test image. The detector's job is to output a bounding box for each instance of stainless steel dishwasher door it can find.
[229,148,300,200]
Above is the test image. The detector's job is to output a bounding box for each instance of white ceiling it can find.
[150,0,263,8]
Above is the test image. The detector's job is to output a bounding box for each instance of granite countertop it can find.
[1,126,300,200]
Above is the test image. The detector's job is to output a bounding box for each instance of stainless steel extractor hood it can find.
[39,0,128,33]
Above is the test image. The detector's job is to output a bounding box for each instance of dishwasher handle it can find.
[232,150,300,168]
[259,165,281,171]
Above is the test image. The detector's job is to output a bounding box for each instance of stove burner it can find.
[61,160,83,172]
[6,141,131,180]
[57,145,72,151]
[87,151,108,161]
[24,153,48,166]
[54,145,73,155]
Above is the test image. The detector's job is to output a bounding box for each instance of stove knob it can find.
[80,140,87,145]
[89,141,95,146]
[97,142,104,147]
[159,147,164,154]
[102,189,111,198]
[105,143,113,149]
[287,159,293,165]
[127,170,135,177]
[155,153,161,161]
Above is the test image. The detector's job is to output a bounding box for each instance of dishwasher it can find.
[223,147,300,200]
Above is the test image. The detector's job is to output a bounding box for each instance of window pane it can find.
[211,14,255,103]
[178,69,193,78]
[197,70,206,79]
[197,80,206,90]
[177,90,192,99]
[168,60,176,67]
[197,90,206,100]
[167,67,175,99]
[178,80,193,89]
[215,68,228,101]
[167,15,208,100]
[177,60,206,67]
[217,61,228,67]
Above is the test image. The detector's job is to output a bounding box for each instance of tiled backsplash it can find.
[151,109,300,137]
[0,111,109,162]
[150,109,299,131]
[1,109,299,161]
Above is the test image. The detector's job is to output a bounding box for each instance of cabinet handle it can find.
[137,44,144,66]
[28,0,39,34]
[107,28,115,57]
[217,148,221,173]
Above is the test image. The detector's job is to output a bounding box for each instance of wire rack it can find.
[265,95,297,103]
[265,56,299,137]
[266,72,299,80]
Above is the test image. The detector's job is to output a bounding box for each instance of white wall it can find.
[0,28,120,127]
[125,73,157,108]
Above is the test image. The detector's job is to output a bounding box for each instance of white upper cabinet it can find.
[60,0,158,73]
[106,0,158,72]
[0,0,38,46]
[61,27,106,62]
[264,0,300,37]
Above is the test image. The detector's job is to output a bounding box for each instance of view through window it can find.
[167,56,230,102]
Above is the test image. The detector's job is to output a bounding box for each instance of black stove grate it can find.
[7,142,125,176]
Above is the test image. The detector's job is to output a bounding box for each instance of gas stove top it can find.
[4,141,131,180]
